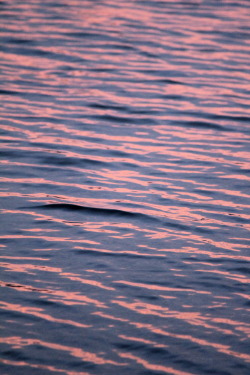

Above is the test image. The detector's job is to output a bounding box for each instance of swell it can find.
[23,203,143,219]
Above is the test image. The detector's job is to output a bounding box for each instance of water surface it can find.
[0,0,250,374]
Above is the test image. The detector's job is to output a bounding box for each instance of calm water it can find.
[0,0,250,374]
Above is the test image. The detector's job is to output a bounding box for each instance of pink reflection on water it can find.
[116,351,194,375]
[129,323,250,362]
[94,307,250,352]
[0,358,91,375]
[60,273,114,291]
[0,234,99,245]
[74,246,165,258]
[196,269,250,284]
[158,247,250,262]
[1,0,250,372]
[119,334,166,348]
[0,262,61,275]
[114,281,210,294]
[0,256,48,260]
[0,281,107,309]
[0,301,89,328]
[0,336,124,366]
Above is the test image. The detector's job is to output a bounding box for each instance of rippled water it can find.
[1,0,250,374]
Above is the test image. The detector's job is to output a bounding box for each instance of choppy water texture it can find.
[0,0,250,374]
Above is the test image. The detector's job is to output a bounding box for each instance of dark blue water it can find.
[0,1,250,374]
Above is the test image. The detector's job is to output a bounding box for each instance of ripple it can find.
[1,0,250,374]
[24,203,142,218]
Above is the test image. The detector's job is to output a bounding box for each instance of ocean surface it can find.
[0,0,250,374]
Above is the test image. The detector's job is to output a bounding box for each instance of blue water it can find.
[0,1,250,374]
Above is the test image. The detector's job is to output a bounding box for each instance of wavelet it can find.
[1,0,250,374]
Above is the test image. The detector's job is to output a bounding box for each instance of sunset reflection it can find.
[1,0,250,374]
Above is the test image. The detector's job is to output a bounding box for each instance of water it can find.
[0,0,250,374]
